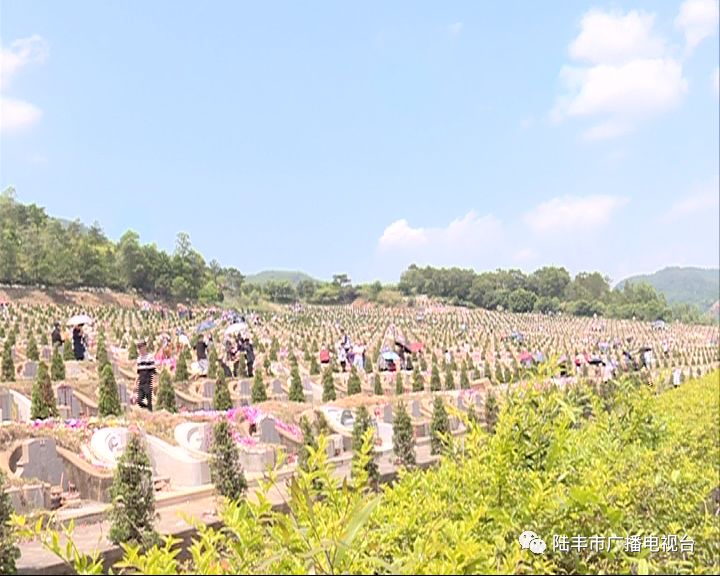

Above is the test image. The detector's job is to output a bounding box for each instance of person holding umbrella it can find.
[72,325,86,360]
[133,338,156,411]
[242,337,255,377]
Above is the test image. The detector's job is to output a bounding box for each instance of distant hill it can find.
[245,270,319,286]
[616,267,719,312]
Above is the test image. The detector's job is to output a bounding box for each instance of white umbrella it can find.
[67,314,93,326]
[224,322,249,337]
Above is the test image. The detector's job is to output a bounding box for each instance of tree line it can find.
[397,264,710,322]
[0,189,709,322]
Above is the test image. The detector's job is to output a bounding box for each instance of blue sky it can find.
[1,0,718,284]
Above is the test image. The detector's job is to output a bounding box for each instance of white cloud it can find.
[660,176,720,222]
[524,195,629,235]
[569,9,666,65]
[448,22,463,38]
[0,35,48,91]
[552,8,687,140]
[0,95,42,132]
[0,35,47,134]
[377,211,503,269]
[675,0,719,52]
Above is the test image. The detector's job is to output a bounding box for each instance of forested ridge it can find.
[0,188,708,322]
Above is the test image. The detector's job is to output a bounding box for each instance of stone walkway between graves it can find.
[17,442,436,574]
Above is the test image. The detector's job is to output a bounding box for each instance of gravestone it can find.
[456,396,465,410]
[302,376,312,390]
[41,346,52,361]
[411,400,421,418]
[382,404,393,424]
[271,379,283,394]
[14,437,65,487]
[239,380,251,396]
[117,382,129,405]
[56,385,81,419]
[259,416,280,444]
[203,380,215,399]
[22,361,38,380]
[67,364,82,379]
[475,395,483,409]
[0,387,12,422]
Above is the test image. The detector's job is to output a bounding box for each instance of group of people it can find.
[220,333,255,378]
[319,332,366,372]
[51,321,90,361]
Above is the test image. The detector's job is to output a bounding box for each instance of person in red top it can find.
[319,346,330,364]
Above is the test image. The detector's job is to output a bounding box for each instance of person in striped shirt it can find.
[134,338,156,411]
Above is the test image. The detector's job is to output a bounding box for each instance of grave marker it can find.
[259,417,280,444]
[22,361,38,380]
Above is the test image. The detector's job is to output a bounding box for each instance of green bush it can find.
[352,406,379,489]
[251,370,267,403]
[395,371,404,395]
[26,334,39,361]
[30,361,58,420]
[213,371,232,411]
[98,364,122,417]
[322,365,336,402]
[430,363,441,391]
[289,364,305,402]
[430,396,450,455]
[373,372,383,395]
[50,344,65,381]
[392,401,416,468]
[444,366,455,390]
[0,473,20,574]
[108,432,157,547]
[209,419,247,501]
[174,351,189,382]
[63,339,74,361]
[156,370,177,413]
[1,341,14,382]
[348,366,362,396]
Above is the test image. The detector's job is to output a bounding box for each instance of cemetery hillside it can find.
[0,189,713,325]
[1,1,719,572]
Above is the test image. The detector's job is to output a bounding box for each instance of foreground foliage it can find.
[20,370,720,574]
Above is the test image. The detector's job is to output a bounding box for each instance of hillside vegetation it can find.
[1,188,710,323]
[617,267,719,313]
[29,370,720,574]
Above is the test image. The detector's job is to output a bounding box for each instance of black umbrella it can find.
[639,346,652,353]
[588,358,605,366]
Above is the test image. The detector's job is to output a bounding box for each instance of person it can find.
[338,346,347,372]
[319,346,330,364]
[196,334,209,376]
[134,338,156,411]
[243,338,255,377]
[51,322,64,349]
[72,325,85,360]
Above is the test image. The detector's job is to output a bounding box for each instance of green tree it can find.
[209,419,247,501]
[289,364,305,402]
[63,339,74,361]
[430,396,450,455]
[412,364,425,392]
[348,366,362,396]
[98,364,122,417]
[430,362,441,392]
[50,344,65,381]
[485,389,499,434]
[108,432,157,546]
[26,333,39,361]
[395,371,404,395]
[1,342,14,382]
[251,370,267,403]
[0,473,20,575]
[392,401,416,468]
[128,339,138,360]
[351,406,379,488]
[444,366,455,390]
[213,371,233,411]
[30,362,58,420]
[309,355,320,375]
[175,351,189,382]
[373,372,383,395]
[364,354,373,373]
[156,369,177,413]
[96,334,109,375]
[207,346,218,379]
[419,354,427,372]
[322,365,336,402]
[460,364,470,389]
[297,415,318,474]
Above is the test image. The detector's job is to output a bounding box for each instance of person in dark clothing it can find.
[72,325,85,360]
[134,338,156,411]
[195,335,209,376]
[243,338,255,377]
[51,323,63,348]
